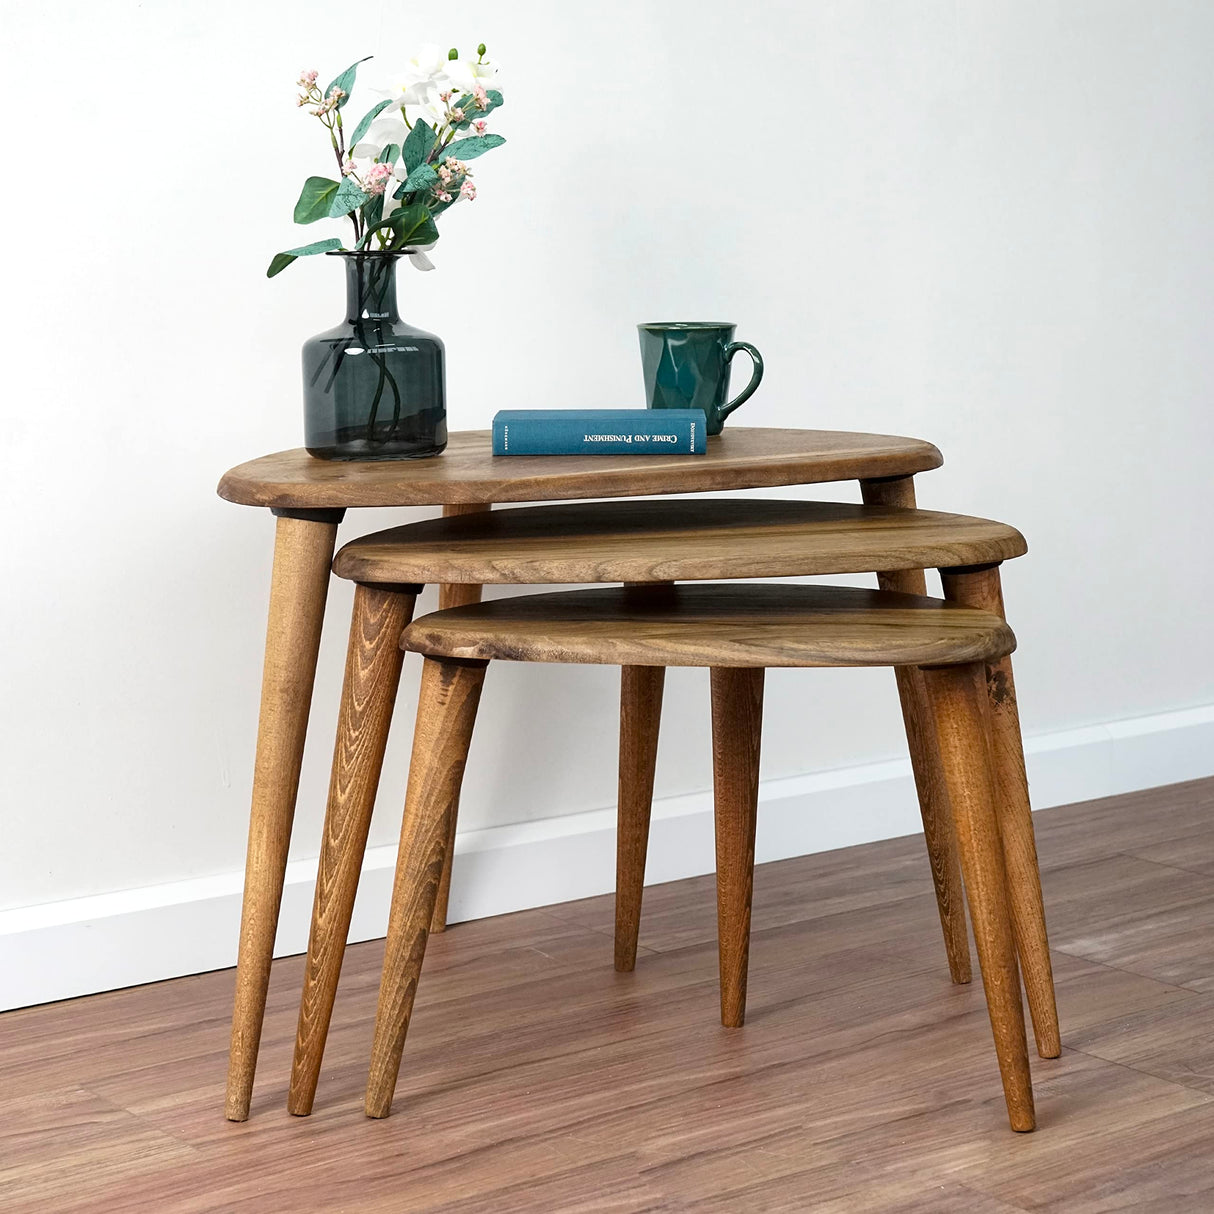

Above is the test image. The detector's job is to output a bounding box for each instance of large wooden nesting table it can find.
[216,427,946,1121]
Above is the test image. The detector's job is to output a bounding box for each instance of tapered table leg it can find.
[225,507,343,1122]
[430,503,490,934]
[922,662,1035,1132]
[366,657,488,1119]
[861,476,970,984]
[615,664,666,971]
[288,583,420,1116]
[941,563,1061,1059]
[711,666,765,1029]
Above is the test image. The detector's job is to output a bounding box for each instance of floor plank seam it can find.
[1046,943,1210,993]
[8,778,1214,1211]
[1046,947,1198,994]
[1109,849,1214,883]
[1054,1044,1214,1103]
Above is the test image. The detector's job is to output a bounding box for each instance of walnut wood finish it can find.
[218,428,944,509]
[219,430,948,1121]
[287,584,418,1117]
[861,476,971,986]
[711,667,765,1028]
[225,513,340,1123]
[333,498,1026,587]
[922,663,1035,1132]
[366,657,488,1119]
[401,584,1016,670]
[435,505,491,610]
[941,564,1061,1060]
[432,504,492,936]
[380,586,1029,1126]
[615,665,666,972]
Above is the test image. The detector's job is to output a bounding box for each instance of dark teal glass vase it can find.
[303,252,447,460]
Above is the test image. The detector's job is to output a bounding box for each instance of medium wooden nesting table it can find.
[216,426,948,1121]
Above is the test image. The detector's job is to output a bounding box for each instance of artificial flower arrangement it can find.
[268,45,505,277]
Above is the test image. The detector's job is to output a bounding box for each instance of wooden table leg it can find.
[225,506,344,1122]
[861,476,971,984]
[922,662,1035,1131]
[940,563,1061,1059]
[288,583,421,1116]
[430,503,491,934]
[615,664,666,972]
[366,656,489,1119]
[711,666,765,1029]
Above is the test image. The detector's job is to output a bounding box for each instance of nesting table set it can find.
[218,427,1058,1133]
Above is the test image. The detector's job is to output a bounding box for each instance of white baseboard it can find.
[3,703,1212,1011]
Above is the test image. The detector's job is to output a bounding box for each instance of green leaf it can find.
[266,237,343,278]
[402,119,435,173]
[401,163,438,192]
[388,203,439,249]
[452,88,504,127]
[357,204,439,251]
[348,98,394,147]
[379,142,401,166]
[362,192,384,230]
[328,175,369,218]
[325,56,371,110]
[440,133,506,162]
[293,176,340,224]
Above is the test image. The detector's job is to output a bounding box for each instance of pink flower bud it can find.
[364,162,393,195]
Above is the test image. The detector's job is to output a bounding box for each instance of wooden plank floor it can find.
[3,777,1214,1212]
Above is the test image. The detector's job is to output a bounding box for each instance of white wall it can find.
[3,2,1213,997]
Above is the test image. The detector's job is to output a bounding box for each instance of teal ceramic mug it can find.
[638,322,764,436]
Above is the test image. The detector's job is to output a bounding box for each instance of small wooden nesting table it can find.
[217,427,945,1121]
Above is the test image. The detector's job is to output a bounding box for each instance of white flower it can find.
[404,44,450,82]
[394,43,453,104]
[445,56,500,95]
[407,245,436,272]
[350,115,409,159]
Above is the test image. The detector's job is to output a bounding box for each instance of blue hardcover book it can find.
[492,409,707,456]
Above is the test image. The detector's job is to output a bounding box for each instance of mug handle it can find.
[720,342,764,419]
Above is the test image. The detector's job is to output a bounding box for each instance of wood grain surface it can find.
[923,663,1035,1131]
[862,475,971,985]
[333,497,1026,585]
[287,585,417,1117]
[217,428,944,509]
[224,514,339,1122]
[942,564,1061,1059]
[615,665,666,973]
[432,503,492,935]
[711,667,765,1028]
[365,657,488,1119]
[401,583,1017,669]
[4,779,1214,1211]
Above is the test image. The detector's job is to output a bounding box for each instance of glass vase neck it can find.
[340,254,401,323]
